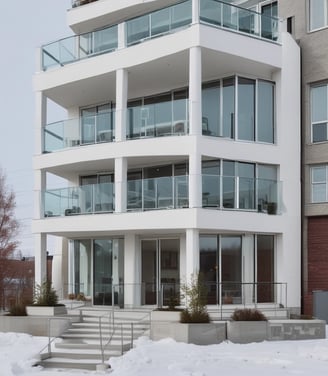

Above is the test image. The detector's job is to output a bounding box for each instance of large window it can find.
[311,84,328,143]
[201,76,275,143]
[309,0,328,31]
[311,165,328,202]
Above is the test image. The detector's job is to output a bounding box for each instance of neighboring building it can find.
[33,0,301,313]
[280,0,328,315]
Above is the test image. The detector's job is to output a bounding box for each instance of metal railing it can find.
[72,0,98,8]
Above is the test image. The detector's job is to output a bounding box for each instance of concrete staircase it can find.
[38,309,151,371]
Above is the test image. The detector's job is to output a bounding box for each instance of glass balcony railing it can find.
[43,111,115,153]
[200,0,280,42]
[42,24,118,70]
[127,176,189,211]
[72,0,98,8]
[43,0,280,70]
[127,99,189,139]
[126,0,192,46]
[202,175,281,213]
[44,182,115,217]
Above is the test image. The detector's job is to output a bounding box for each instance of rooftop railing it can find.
[72,0,98,8]
[42,0,281,70]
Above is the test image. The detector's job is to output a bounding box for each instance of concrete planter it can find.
[227,321,268,343]
[26,305,67,316]
[151,322,226,345]
[151,310,181,322]
[268,319,326,341]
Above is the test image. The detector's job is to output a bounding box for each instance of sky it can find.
[2,331,328,376]
[0,1,71,256]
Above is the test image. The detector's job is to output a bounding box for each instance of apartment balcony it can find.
[44,182,115,217]
[43,111,115,153]
[42,175,280,218]
[202,175,281,214]
[41,0,281,71]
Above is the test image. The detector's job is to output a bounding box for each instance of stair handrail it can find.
[39,317,74,358]
[100,310,151,360]
[99,311,113,364]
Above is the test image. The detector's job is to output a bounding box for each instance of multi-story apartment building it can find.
[33,0,301,314]
[280,0,328,315]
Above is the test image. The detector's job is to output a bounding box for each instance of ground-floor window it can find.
[199,234,275,305]
[69,238,124,306]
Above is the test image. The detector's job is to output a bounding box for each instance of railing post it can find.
[131,323,134,350]
[121,324,124,355]
[99,316,104,364]
[47,319,51,355]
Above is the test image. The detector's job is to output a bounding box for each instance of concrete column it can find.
[34,169,46,219]
[34,233,47,286]
[35,92,47,155]
[124,233,139,308]
[52,237,69,300]
[189,148,202,208]
[189,46,202,136]
[185,229,199,284]
[192,0,200,24]
[118,22,126,49]
[115,157,127,212]
[115,68,128,142]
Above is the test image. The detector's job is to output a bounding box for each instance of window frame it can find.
[311,165,328,203]
[309,0,328,32]
[311,83,328,143]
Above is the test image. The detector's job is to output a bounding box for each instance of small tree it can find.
[0,169,19,310]
[33,280,59,306]
[180,273,210,323]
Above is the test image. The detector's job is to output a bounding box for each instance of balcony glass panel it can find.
[202,175,280,213]
[127,176,188,211]
[127,99,188,139]
[43,182,115,217]
[43,111,115,152]
[199,0,280,42]
[126,0,192,46]
[42,25,118,70]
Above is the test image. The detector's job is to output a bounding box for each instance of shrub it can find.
[8,303,27,316]
[180,273,210,323]
[33,280,59,306]
[76,292,86,301]
[231,308,267,321]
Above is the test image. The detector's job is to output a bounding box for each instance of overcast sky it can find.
[0,0,71,256]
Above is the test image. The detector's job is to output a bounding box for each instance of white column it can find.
[189,148,202,208]
[35,91,47,155]
[118,22,126,49]
[189,46,202,136]
[52,237,69,300]
[124,233,139,308]
[192,0,200,24]
[185,229,199,283]
[34,233,47,286]
[34,169,46,219]
[115,157,127,212]
[115,68,128,142]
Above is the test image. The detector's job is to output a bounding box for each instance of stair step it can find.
[39,358,106,371]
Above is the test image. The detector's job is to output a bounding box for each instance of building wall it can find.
[280,0,328,314]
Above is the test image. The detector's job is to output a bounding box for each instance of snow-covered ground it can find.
[1,331,328,375]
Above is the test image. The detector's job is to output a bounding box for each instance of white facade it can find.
[33,0,301,312]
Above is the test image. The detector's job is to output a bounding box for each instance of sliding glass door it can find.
[141,239,180,305]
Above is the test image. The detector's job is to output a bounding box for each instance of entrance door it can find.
[141,238,180,306]
[93,239,124,306]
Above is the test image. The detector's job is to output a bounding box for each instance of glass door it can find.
[141,238,180,306]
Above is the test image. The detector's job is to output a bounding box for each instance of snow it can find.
[1,331,328,375]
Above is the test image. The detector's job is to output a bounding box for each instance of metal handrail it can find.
[39,317,73,357]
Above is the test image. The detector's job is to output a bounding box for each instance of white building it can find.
[33,0,301,313]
